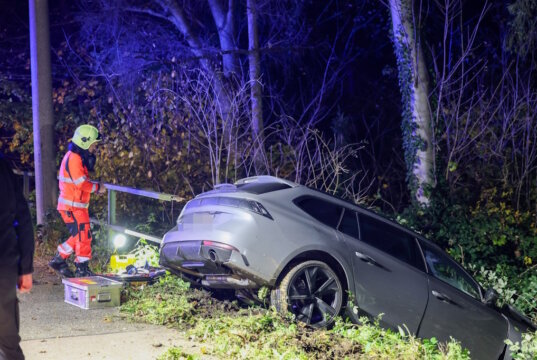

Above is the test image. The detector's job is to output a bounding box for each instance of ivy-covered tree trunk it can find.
[506,0,537,60]
[389,0,434,205]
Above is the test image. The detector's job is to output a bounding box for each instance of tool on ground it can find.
[110,254,137,272]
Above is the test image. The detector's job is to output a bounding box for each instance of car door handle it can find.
[355,251,378,265]
[432,290,454,304]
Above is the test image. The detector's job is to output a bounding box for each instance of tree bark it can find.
[247,0,265,172]
[156,0,232,121]
[247,0,263,139]
[156,0,213,75]
[208,0,239,77]
[389,0,434,205]
[29,0,57,224]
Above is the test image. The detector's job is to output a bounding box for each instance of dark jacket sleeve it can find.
[11,165,34,275]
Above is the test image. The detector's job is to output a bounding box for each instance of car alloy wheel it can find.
[271,260,343,328]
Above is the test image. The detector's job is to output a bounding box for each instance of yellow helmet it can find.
[71,124,101,150]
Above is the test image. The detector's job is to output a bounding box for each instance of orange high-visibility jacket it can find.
[57,151,99,210]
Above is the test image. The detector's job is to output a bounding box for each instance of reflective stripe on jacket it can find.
[57,151,98,210]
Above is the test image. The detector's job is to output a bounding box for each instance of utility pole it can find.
[29,0,56,224]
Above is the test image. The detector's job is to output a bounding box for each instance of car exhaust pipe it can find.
[208,249,218,263]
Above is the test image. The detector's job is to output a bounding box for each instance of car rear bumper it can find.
[160,240,260,288]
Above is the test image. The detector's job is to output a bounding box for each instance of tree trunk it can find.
[157,0,232,120]
[29,0,57,224]
[208,0,239,78]
[247,0,265,173]
[389,0,434,205]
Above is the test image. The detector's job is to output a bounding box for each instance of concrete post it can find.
[29,0,57,224]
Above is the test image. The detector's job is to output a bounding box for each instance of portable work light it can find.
[113,234,127,248]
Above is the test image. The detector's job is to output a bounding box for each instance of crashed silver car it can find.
[160,175,535,360]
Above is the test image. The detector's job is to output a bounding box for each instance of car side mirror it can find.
[483,288,499,307]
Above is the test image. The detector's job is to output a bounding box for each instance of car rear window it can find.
[359,214,425,271]
[236,182,292,194]
[294,196,343,228]
[338,209,359,239]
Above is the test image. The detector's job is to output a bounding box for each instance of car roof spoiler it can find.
[233,175,299,187]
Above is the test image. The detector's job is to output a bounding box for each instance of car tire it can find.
[270,260,344,328]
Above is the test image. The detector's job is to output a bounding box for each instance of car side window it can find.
[358,214,425,271]
[420,241,480,299]
[338,209,359,239]
[294,196,343,228]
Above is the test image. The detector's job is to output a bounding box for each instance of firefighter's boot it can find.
[74,262,95,278]
[48,253,74,278]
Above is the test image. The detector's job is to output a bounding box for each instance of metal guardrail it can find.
[12,169,184,245]
[100,182,185,244]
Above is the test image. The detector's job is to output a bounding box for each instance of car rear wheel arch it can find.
[274,251,349,292]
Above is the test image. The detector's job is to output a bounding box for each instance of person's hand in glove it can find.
[98,181,107,194]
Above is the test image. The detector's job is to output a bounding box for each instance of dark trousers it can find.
[0,269,24,360]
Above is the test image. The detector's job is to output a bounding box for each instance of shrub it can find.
[506,330,537,360]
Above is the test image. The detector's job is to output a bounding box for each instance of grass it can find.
[157,347,199,360]
[121,275,473,359]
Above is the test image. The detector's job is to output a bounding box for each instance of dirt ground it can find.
[31,255,62,285]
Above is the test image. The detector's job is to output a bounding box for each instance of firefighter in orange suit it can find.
[48,125,106,277]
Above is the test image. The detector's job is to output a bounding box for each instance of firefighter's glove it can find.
[97,182,107,194]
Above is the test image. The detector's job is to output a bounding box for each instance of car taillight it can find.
[239,200,273,220]
[202,240,238,251]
